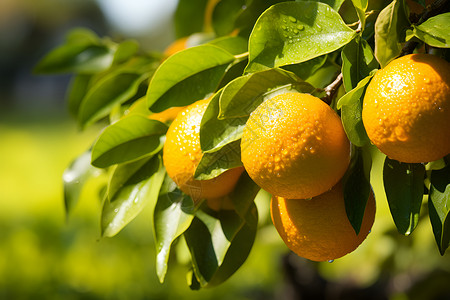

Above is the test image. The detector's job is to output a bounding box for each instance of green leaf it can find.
[67,74,92,117]
[203,209,257,287]
[78,57,157,127]
[187,269,201,290]
[234,0,289,37]
[405,13,450,48]
[107,156,151,200]
[208,36,249,90]
[34,29,115,74]
[374,0,410,67]
[212,0,246,36]
[337,75,373,146]
[337,74,372,109]
[112,39,140,65]
[428,164,450,255]
[228,171,261,221]
[91,115,168,168]
[246,1,356,73]
[123,97,152,118]
[194,140,242,180]
[147,44,236,113]
[217,58,249,90]
[299,57,340,89]
[102,155,165,237]
[207,36,248,55]
[351,0,368,30]
[186,211,240,283]
[219,68,315,119]
[154,175,196,283]
[199,90,246,153]
[281,55,327,81]
[185,203,258,287]
[426,155,449,172]
[63,151,104,215]
[296,0,346,12]
[383,157,425,235]
[35,44,115,74]
[361,6,379,40]
[174,0,208,38]
[341,35,378,92]
[343,146,372,234]
[66,28,101,44]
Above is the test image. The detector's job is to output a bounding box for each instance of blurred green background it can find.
[1,1,450,299]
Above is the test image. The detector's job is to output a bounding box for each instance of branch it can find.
[420,0,450,23]
[401,0,450,56]
[322,73,343,105]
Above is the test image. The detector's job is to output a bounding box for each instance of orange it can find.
[163,37,188,58]
[271,182,376,262]
[163,99,244,203]
[241,92,351,199]
[362,54,450,163]
[149,106,186,124]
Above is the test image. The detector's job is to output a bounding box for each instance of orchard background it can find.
[1,0,449,299]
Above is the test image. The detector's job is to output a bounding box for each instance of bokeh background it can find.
[1,0,450,299]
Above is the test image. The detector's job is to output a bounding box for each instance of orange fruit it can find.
[271,182,376,262]
[241,92,351,199]
[163,99,244,202]
[362,54,450,163]
[163,37,188,58]
[149,106,186,124]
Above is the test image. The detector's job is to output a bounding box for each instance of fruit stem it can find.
[322,73,343,105]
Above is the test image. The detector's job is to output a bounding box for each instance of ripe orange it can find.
[241,92,351,199]
[271,182,376,262]
[163,37,188,58]
[362,54,450,163]
[163,99,244,202]
[149,106,186,124]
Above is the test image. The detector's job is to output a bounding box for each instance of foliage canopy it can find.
[35,0,450,289]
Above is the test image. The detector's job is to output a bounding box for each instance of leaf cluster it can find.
[35,0,450,289]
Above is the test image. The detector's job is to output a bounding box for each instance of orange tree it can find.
[35,0,450,289]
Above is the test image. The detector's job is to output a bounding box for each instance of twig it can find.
[322,73,343,105]
[420,0,449,23]
[401,0,449,56]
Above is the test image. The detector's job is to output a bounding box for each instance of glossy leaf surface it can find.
[374,0,410,67]
[383,158,425,235]
[147,44,235,112]
[428,164,450,255]
[154,175,196,282]
[246,1,356,72]
[102,155,165,237]
[91,115,168,168]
